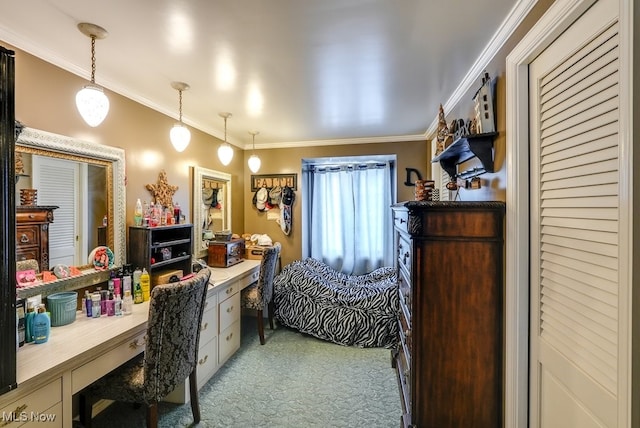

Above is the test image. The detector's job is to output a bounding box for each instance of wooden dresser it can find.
[16,205,58,271]
[391,201,505,428]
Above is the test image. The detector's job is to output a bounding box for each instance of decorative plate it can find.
[88,246,115,271]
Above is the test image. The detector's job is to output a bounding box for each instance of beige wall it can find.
[242,141,428,267]
[6,41,429,267]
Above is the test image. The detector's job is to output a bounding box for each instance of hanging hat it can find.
[282,186,295,206]
[202,188,214,206]
[269,185,282,206]
[255,187,269,211]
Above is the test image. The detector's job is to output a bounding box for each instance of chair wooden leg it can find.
[189,368,201,424]
[146,402,158,428]
[257,309,265,345]
[268,301,275,330]
[79,392,92,428]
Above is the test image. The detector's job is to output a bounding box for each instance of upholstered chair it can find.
[79,267,211,428]
[241,242,281,345]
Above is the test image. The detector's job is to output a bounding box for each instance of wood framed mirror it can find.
[192,166,231,260]
[15,127,126,267]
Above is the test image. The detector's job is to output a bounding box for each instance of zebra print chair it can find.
[273,258,398,348]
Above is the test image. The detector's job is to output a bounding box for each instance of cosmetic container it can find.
[32,304,50,344]
[91,292,101,318]
[115,294,123,317]
[122,290,133,315]
[85,290,93,317]
[25,300,35,343]
[106,292,115,316]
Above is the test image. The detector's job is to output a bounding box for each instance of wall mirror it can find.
[16,127,126,267]
[192,166,231,259]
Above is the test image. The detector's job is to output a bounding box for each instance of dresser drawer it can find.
[218,290,240,333]
[393,208,409,233]
[217,281,240,302]
[16,211,50,224]
[398,309,411,351]
[397,233,412,279]
[395,343,411,420]
[15,226,39,249]
[218,320,240,364]
[398,272,411,316]
[16,249,38,263]
[0,377,62,427]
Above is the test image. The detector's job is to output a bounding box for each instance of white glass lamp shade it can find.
[218,143,234,166]
[170,123,191,152]
[248,154,261,173]
[76,84,110,127]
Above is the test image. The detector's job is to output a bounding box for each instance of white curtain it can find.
[306,161,393,275]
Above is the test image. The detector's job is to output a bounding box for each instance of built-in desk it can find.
[0,261,260,428]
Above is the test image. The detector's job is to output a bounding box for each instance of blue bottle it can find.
[32,305,50,344]
[24,301,35,343]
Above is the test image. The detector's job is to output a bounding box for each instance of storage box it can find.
[208,238,245,268]
[245,245,270,260]
[151,269,184,287]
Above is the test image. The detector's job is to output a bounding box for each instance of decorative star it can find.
[146,170,178,207]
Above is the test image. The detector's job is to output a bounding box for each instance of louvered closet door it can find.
[32,155,80,266]
[528,0,620,426]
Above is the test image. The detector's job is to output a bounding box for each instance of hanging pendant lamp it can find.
[247,131,261,173]
[75,23,110,127]
[217,112,234,166]
[169,81,191,152]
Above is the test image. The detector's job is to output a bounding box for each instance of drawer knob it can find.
[20,234,29,243]
[198,354,208,365]
[226,306,234,313]
[226,287,234,295]
[226,332,233,341]
[129,338,145,349]
[201,322,208,331]
[404,329,411,338]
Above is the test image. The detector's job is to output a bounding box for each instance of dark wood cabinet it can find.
[391,201,505,428]
[16,205,58,271]
[128,224,193,286]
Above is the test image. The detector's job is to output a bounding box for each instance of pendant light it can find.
[75,23,110,127]
[169,82,191,152]
[247,131,261,173]
[217,112,234,166]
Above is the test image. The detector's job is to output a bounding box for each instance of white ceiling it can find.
[0,0,528,149]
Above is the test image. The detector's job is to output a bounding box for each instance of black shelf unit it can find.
[431,132,497,180]
[128,224,193,281]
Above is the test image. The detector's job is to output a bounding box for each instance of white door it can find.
[32,156,81,266]
[528,0,621,426]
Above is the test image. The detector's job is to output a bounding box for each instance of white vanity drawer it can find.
[218,291,240,333]
[196,337,218,389]
[0,377,62,427]
[239,270,259,288]
[218,321,240,364]
[199,299,218,346]
[71,330,146,394]
[217,282,240,302]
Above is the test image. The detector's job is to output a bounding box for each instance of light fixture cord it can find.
[252,133,256,152]
[90,35,97,84]
[224,117,228,143]
[178,90,183,123]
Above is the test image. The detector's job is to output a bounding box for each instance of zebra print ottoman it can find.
[273,258,399,348]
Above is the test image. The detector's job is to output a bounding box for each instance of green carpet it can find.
[89,316,402,427]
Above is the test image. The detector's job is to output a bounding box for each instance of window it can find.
[301,155,395,275]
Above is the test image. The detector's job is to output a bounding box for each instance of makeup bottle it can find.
[140,268,151,302]
[122,290,133,315]
[24,300,35,343]
[32,304,50,344]
[100,289,109,314]
[85,290,93,317]
[106,292,115,316]
[91,292,101,318]
[115,294,123,317]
